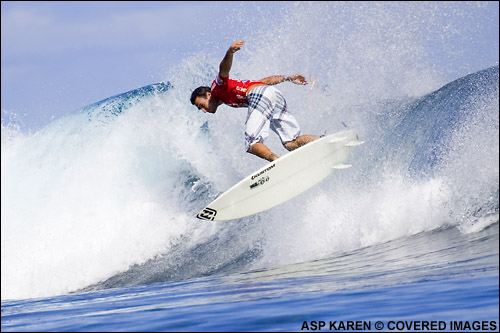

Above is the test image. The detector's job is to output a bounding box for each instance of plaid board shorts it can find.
[245,85,301,151]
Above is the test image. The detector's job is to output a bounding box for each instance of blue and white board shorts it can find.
[245,86,301,151]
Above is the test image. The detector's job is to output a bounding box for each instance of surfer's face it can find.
[194,93,213,113]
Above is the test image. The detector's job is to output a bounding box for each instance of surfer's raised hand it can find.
[228,40,245,53]
[219,40,245,77]
[219,40,244,77]
[287,74,308,85]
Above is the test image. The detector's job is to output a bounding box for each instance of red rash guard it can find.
[210,75,265,107]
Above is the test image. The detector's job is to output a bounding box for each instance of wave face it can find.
[2,2,498,300]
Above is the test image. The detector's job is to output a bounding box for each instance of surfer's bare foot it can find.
[269,153,279,161]
[284,135,319,151]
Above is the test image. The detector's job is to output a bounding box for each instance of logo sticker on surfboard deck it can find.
[197,208,217,220]
[250,176,270,189]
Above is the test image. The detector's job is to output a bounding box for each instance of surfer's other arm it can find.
[219,40,244,78]
[259,74,308,86]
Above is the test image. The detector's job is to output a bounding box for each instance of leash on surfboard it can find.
[307,74,348,128]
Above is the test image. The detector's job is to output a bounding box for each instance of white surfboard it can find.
[196,130,363,221]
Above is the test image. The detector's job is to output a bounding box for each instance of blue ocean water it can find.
[1,3,499,331]
[1,223,498,331]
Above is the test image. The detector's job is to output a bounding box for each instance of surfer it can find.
[190,40,318,162]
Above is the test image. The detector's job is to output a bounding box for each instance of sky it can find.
[1,1,499,131]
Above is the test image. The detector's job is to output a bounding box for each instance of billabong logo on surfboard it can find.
[197,207,217,221]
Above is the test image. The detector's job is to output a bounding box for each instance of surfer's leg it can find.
[269,87,317,151]
[248,142,280,162]
[283,135,319,151]
[245,86,277,161]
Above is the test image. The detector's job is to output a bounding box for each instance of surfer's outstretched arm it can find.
[259,74,308,86]
[219,40,244,78]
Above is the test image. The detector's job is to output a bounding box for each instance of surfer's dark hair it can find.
[190,86,211,105]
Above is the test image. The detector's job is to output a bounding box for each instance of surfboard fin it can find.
[332,163,352,169]
[328,137,347,143]
[345,140,365,147]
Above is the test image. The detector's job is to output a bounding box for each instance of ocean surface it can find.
[2,3,499,331]
[1,223,498,332]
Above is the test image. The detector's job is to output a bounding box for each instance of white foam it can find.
[1,92,222,300]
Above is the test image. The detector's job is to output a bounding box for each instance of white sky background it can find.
[1,1,499,131]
